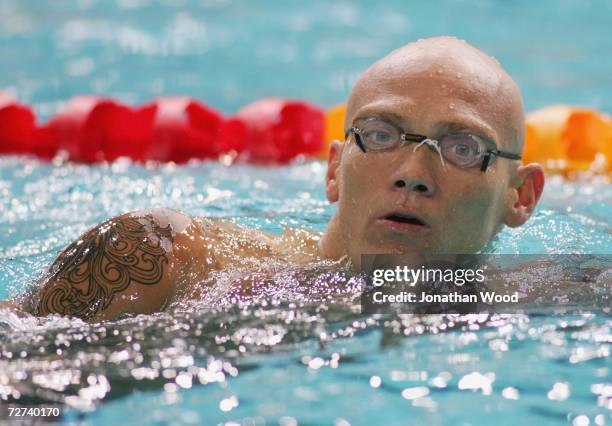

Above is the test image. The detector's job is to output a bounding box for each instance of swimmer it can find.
[3,36,544,322]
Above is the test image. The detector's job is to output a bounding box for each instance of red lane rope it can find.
[0,95,324,164]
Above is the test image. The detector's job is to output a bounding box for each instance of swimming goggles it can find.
[345,118,521,172]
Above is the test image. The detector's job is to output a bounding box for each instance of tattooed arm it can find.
[29,208,209,322]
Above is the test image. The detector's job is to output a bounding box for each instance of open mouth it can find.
[379,212,430,231]
[385,213,426,226]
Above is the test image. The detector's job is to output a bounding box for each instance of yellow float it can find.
[317,104,347,158]
[525,106,611,176]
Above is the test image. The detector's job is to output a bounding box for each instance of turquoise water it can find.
[1,1,611,425]
[2,0,612,118]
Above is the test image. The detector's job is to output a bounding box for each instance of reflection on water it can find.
[1,0,611,422]
[1,293,610,424]
[0,157,610,424]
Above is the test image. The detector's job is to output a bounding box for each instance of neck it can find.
[318,213,344,260]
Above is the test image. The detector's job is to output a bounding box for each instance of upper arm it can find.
[32,208,206,322]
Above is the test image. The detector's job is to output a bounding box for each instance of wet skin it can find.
[317,37,544,269]
[22,209,322,322]
[4,37,544,322]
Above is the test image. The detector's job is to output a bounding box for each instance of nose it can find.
[393,177,435,196]
[390,146,437,197]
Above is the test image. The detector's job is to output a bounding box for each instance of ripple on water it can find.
[0,158,610,424]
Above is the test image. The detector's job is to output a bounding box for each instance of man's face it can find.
[326,46,525,267]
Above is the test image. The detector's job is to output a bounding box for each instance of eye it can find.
[358,119,401,150]
[452,142,478,157]
[440,134,483,167]
[365,130,393,143]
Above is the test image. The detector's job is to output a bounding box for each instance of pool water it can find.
[1,1,611,425]
[0,158,610,425]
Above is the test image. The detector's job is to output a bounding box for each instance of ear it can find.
[325,140,344,203]
[504,163,545,228]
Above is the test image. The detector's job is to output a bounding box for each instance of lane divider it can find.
[0,94,610,175]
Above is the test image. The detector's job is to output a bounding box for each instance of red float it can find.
[47,96,156,163]
[150,97,246,163]
[0,94,36,155]
[0,95,325,164]
[236,98,324,163]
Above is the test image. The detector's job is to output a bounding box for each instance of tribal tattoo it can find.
[35,214,174,320]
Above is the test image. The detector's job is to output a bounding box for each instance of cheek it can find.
[446,167,507,210]
[449,188,497,220]
[339,155,381,206]
[441,176,506,242]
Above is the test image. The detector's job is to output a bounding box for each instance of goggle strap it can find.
[496,151,522,160]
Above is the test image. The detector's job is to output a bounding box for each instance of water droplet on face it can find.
[449,103,455,110]
[456,73,462,79]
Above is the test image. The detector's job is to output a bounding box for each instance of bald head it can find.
[320,37,544,267]
[346,36,525,152]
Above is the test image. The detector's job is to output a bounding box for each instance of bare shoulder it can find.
[30,208,206,322]
[277,227,322,262]
[207,220,322,262]
[26,212,322,321]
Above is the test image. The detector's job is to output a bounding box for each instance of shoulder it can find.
[32,208,204,321]
[278,227,322,262]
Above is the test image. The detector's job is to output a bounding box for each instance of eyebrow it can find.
[442,121,497,143]
[351,108,499,144]
[352,110,406,128]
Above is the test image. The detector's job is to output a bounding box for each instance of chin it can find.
[354,242,432,257]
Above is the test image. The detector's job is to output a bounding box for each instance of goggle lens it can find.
[356,119,488,169]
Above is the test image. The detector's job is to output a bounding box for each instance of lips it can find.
[384,213,426,226]
[377,211,431,232]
